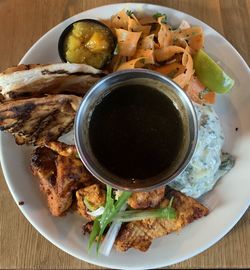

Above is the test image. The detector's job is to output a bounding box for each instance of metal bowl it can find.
[74,69,198,191]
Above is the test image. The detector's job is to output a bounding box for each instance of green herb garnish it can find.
[114,196,176,222]
[84,197,96,212]
[126,10,134,17]
[87,186,132,253]
[87,217,100,251]
[87,187,176,253]
[153,12,167,24]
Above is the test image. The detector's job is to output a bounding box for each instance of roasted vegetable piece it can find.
[59,20,115,69]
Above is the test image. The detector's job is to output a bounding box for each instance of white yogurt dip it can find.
[170,104,234,198]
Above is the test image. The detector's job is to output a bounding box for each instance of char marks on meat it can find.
[31,141,95,216]
[0,63,103,101]
[0,94,81,145]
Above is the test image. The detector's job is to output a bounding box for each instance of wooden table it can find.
[0,0,249,269]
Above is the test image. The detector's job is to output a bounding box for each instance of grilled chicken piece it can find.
[128,186,166,209]
[115,187,209,252]
[31,142,94,216]
[0,94,81,145]
[45,141,78,157]
[76,184,106,221]
[0,63,103,101]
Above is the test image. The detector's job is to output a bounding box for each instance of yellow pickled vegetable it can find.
[62,20,115,69]
[85,32,110,52]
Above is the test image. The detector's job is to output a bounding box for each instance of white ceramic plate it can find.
[1,3,249,269]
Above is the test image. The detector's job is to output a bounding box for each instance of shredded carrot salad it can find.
[106,9,215,105]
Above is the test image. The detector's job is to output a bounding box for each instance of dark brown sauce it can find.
[89,84,183,180]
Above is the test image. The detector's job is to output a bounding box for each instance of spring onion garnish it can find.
[84,198,96,212]
[87,217,100,251]
[84,198,105,217]
[87,187,176,254]
[87,186,132,253]
[99,204,127,256]
[87,207,105,217]
[97,188,132,251]
[114,197,176,222]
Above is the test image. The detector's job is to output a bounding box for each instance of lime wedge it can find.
[193,49,234,93]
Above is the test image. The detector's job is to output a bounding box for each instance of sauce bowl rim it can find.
[74,69,198,191]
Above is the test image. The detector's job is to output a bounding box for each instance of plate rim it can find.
[0,3,249,269]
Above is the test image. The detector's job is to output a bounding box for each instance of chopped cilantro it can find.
[126,10,134,17]
[153,12,163,19]
[153,12,167,23]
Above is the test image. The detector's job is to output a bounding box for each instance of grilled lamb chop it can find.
[0,94,81,145]
[31,141,95,216]
[0,63,103,101]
